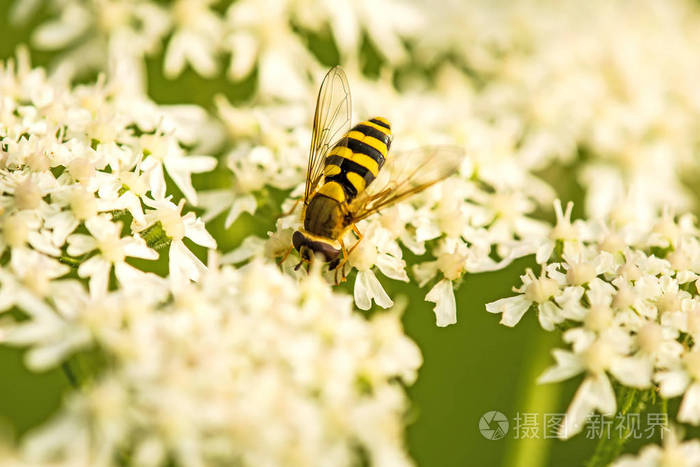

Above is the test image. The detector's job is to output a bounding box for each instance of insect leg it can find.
[335,238,350,285]
[346,227,364,257]
[278,245,294,265]
[334,231,365,283]
[282,198,302,217]
[352,224,363,239]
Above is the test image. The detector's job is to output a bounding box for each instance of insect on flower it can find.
[282,66,464,283]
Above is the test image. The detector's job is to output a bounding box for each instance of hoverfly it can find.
[287,66,463,282]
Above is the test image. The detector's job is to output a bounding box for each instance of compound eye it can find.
[292,231,305,251]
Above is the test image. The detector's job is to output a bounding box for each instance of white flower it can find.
[537,331,641,439]
[348,224,408,311]
[163,0,225,78]
[44,185,118,246]
[612,428,700,467]
[534,199,585,263]
[67,215,158,296]
[486,265,564,330]
[0,171,57,216]
[425,278,457,327]
[316,0,423,64]
[0,271,92,370]
[415,240,471,327]
[4,248,69,300]
[633,322,684,370]
[657,349,700,426]
[196,142,290,228]
[197,188,257,229]
[224,0,318,100]
[21,0,170,80]
[3,260,421,467]
[138,196,217,283]
[94,154,150,225]
[0,50,216,289]
[354,269,393,311]
[140,131,217,206]
[491,203,700,439]
[0,210,58,257]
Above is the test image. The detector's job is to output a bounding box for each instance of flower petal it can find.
[656,369,691,398]
[354,270,393,311]
[169,240,206,283]
[679,382,700,425]
[537,349,584,384]
[78,256,110,297]
[65,234,96,256]
[559,374,615,439]
[224,195,256,228]
[184,215,217,248]
[122,236,158,260]
[486,295,531,327]
[425,278,456,327]
[375,253,409,282]
[610,356,652,389]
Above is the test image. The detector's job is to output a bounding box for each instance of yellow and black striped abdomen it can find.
[322,117,392,202]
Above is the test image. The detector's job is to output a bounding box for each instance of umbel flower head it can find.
[612,427,700,467]
[0,52,423,467]
[487,200,700,440]
[0,49,217,297]
[0,258,421,467]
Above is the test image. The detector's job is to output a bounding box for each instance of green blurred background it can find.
[0,1,668,465]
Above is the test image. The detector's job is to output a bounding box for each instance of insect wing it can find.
[303,66,352,204]
[348,145,464,222]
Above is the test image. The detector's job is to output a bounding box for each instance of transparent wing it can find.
[303,66,352,204]
[348,146,465,222]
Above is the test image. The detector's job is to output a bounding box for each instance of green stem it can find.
[504,331,562,467]
[110,208,130,219]
[60,349,109,390]
[58,254,83,268]
[61,361,78,388]
[585,387,652,467]
[661,397,669,430]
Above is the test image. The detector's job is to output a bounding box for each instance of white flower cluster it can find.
[11,0,422,99]
[201,64,554,325]
[487,200,700,442]
[15,0,700,223]
[0,49,217,302]
[0,53,423,466]
[0,259,421,467]
[7,0,700,463]
[201,0,700,326]
[16,0,700,327]
[612,428,700,467]
[419,0,700,220]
